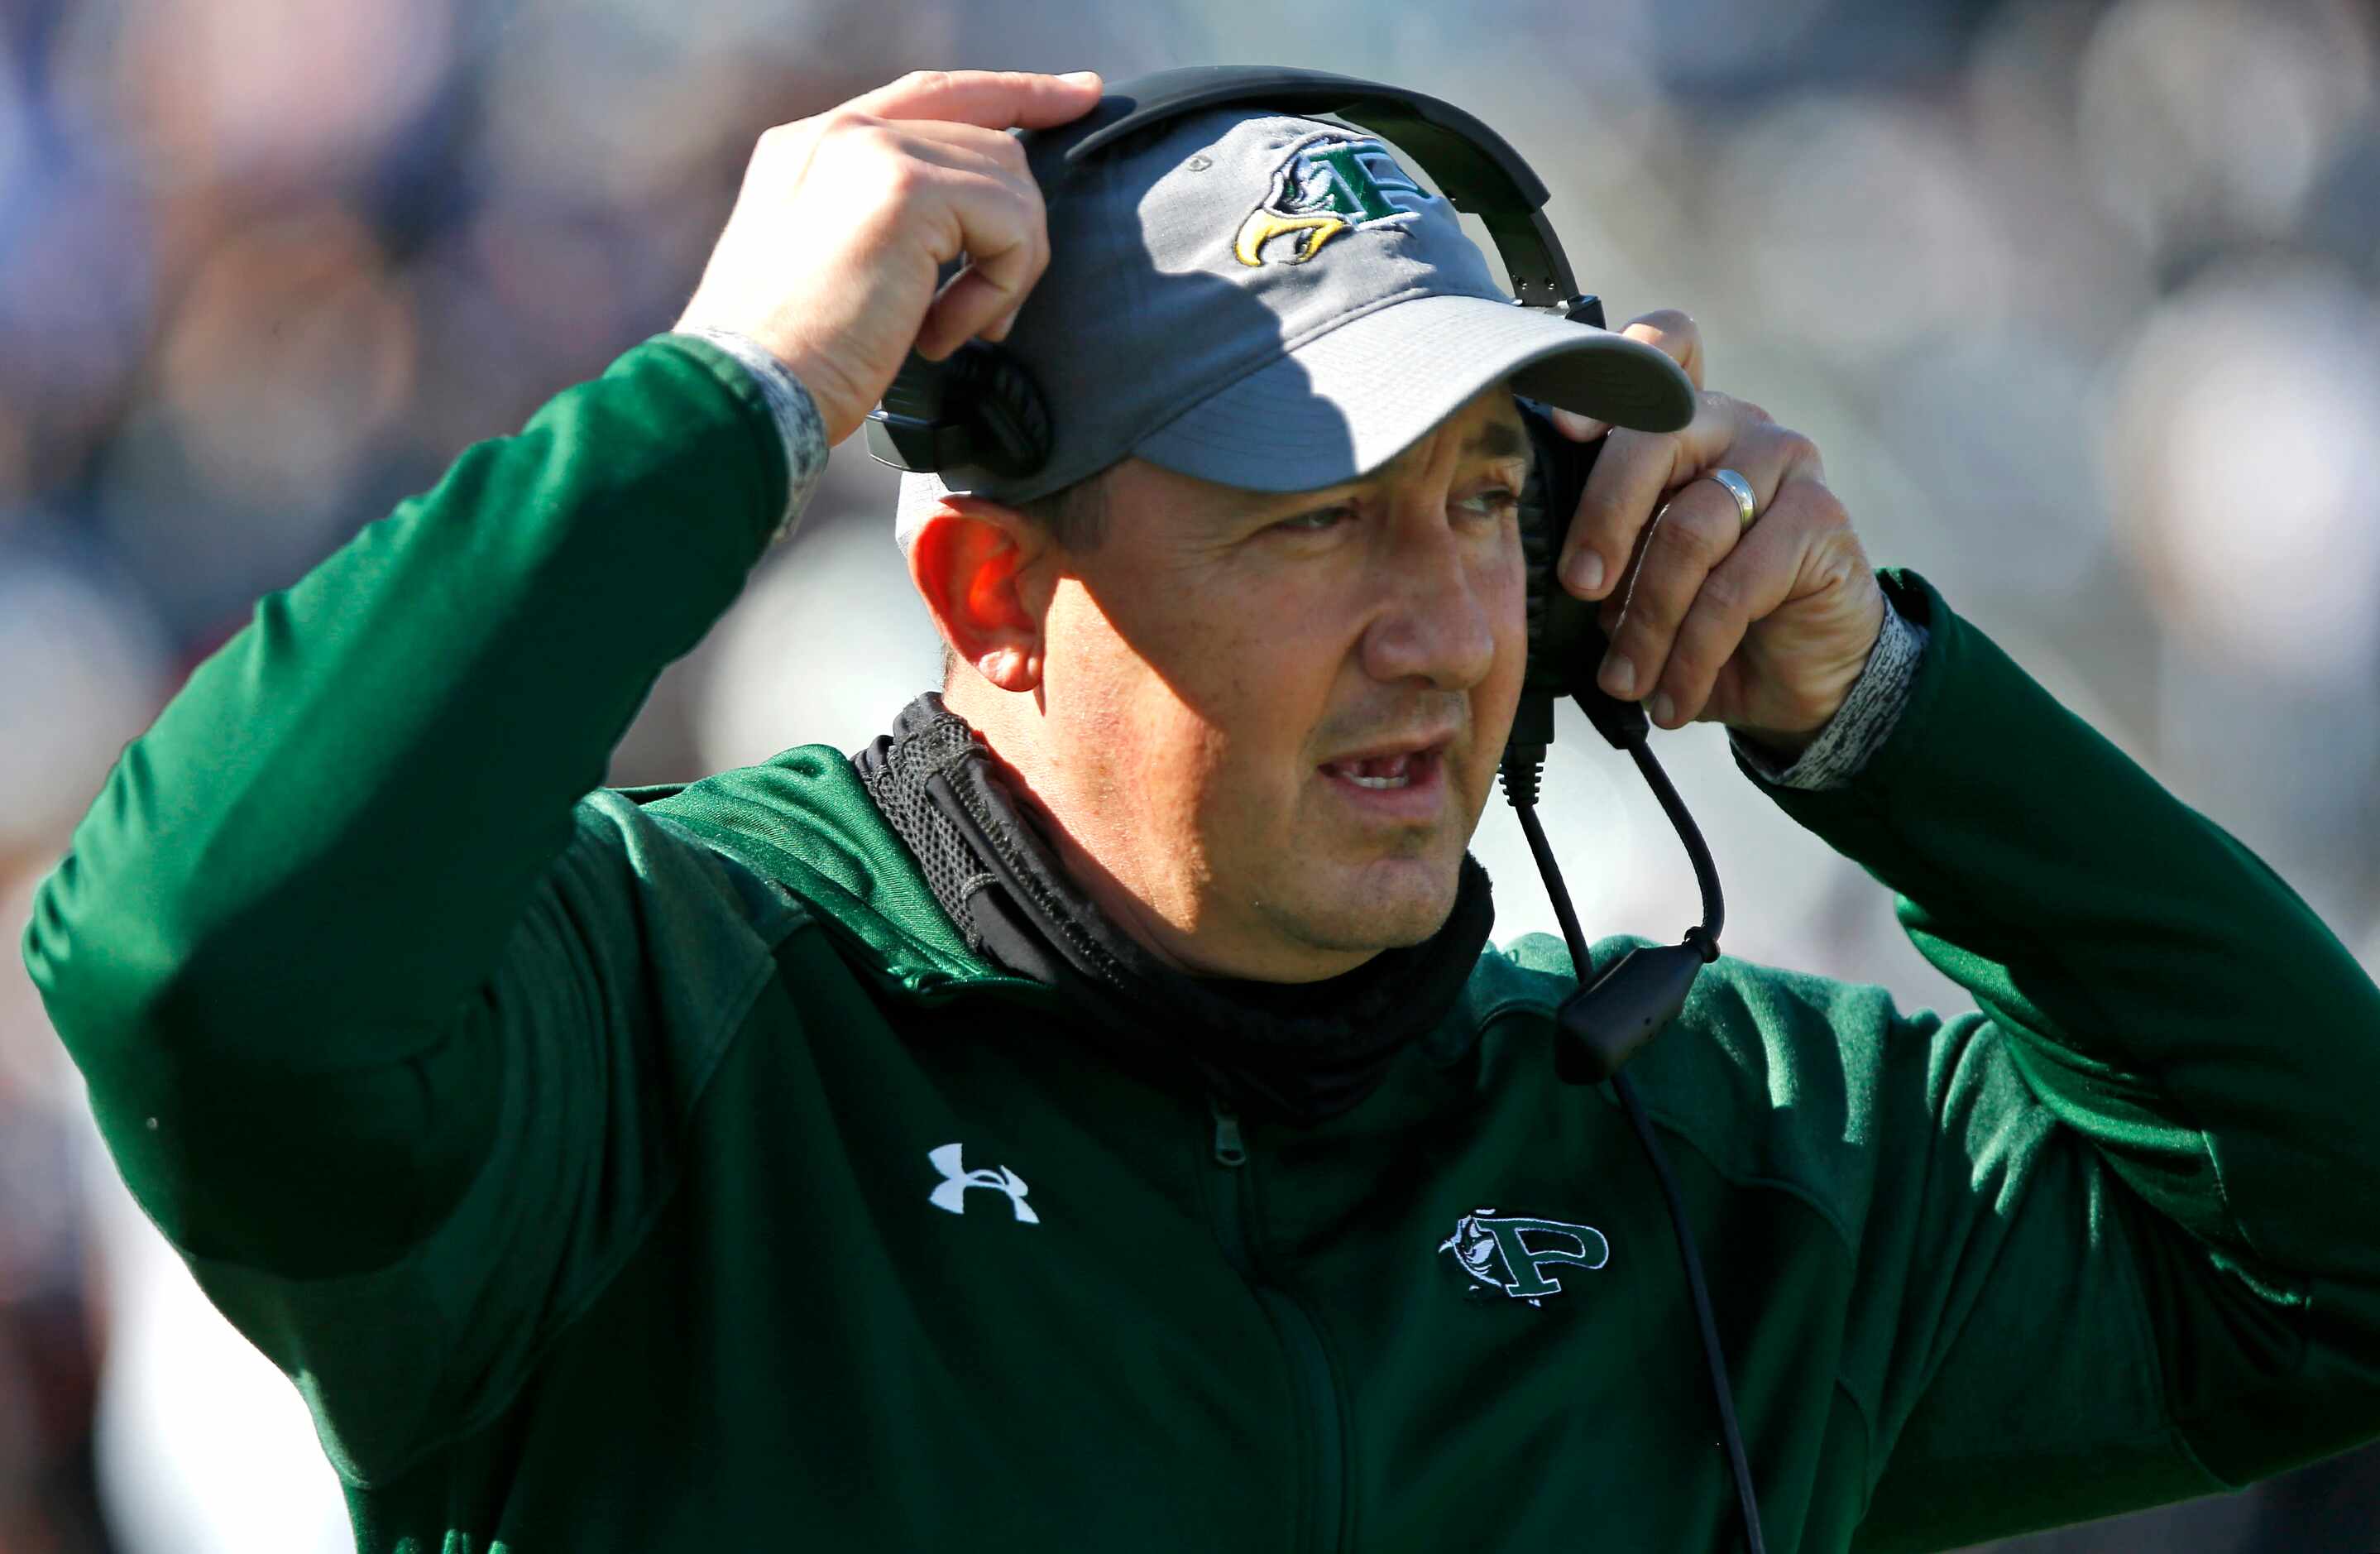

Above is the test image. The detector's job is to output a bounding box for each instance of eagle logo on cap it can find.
[1233,132,1434,267]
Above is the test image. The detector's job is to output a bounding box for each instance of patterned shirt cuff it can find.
[670,327,829,544]
[1729,592,1929,791]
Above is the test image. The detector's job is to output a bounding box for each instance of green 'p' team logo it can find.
[1233,133,1434,267]
[1441,1207,1611,1306]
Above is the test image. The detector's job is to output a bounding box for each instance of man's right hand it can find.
[674,69,1104,448]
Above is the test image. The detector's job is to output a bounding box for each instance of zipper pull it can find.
[1209,1096,1247,1168]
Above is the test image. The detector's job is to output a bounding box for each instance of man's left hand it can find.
[1546,309,1886,757]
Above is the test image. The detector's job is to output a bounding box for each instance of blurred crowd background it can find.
[4,0,2379,1547]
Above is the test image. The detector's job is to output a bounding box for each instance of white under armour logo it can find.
[926,1143,1041,1224]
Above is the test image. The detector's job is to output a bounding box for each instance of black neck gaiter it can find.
[854,693,1495,1125]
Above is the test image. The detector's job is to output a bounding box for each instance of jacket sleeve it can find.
[1738,568,2380,1551]
[18,333,810,1475]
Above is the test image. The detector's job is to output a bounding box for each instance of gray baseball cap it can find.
[894,104,1694,548]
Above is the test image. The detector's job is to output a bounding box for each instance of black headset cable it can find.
[1506,748,1768,1554]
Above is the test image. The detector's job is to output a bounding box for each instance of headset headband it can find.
[1039,65,1586,311]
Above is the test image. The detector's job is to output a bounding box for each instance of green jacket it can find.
[24,334,2380,1553]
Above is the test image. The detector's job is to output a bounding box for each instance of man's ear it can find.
[908,496,1051,693]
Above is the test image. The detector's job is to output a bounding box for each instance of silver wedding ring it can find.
[1707,468,1757,529]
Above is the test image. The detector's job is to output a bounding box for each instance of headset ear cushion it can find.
[1513,401,1564,693]
[948,343,1054,479]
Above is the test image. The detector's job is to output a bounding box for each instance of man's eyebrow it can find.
[1367,414,1533,486]
[1463,417,1531,466]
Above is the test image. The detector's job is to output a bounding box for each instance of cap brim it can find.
[1128,293,1697,495]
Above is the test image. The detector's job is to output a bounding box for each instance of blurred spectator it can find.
[0,1022,110,1554]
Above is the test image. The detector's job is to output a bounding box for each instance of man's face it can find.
[1018,383,1532,981]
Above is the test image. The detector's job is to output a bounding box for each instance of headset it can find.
[864,65,1765,1554]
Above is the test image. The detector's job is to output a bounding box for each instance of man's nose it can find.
[1356,511,1498,692]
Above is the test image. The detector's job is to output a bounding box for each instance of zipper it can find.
[1210,1095,1248,1166]
[1205,1096,1347,1554]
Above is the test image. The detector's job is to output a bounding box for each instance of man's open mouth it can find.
[1319,747,1439,789]
[1316,736,1455,818]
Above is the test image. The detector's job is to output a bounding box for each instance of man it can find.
[21,65,2380,1553]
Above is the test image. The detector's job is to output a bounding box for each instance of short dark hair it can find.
[1018,464,1115,550]
[937,465,1116,685]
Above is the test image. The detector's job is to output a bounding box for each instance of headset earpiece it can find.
[865,342,1054,487]
[1509,400,1647,769]
[941,343,1052,478]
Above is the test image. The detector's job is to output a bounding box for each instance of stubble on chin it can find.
[1256,840,1467,957]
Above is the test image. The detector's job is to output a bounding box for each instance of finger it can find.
[884,117,1043,170]
[924,264,1027,354]
[850,120,1036,190]
[849,68,1103,131]
[1559,389,1762,598]
[1646,473,1833,727]
[1591,477,1750,705]
[1618,309,1705,391]
[884,122,1047,353]
[907,165,1049,358]
[1545,405,1611,444]
[1543,309,1707,448]
[1589,423,1808,690]
[1532,306,1703,444]
[1601,428,1824,716]
[1597,518,1657,640]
